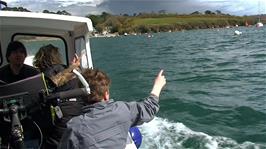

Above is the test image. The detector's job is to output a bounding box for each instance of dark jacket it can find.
[0,64,39,83]
[42,64,84,149]
[0,64,39,147]
[58,94,159,149]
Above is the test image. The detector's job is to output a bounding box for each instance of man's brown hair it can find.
[81,68,111,103]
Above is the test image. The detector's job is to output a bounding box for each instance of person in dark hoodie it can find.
[33,44,83,149]
[58,68,166,149]
[0,41,39,83]
[0,41,39,148]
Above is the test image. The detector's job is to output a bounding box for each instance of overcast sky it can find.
[5,0,266,17]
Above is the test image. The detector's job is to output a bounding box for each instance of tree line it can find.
[1,6,71,15]
[87,12,256,35]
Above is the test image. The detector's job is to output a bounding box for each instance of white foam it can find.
[138,117,265,149]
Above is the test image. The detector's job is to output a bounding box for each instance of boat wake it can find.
[139,117,266,149]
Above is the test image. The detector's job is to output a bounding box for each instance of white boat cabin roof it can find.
[0,11,94,68]
[0,11,93,32]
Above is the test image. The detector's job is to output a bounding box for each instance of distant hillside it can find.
[249,14,266,22]
[88,13,259,35]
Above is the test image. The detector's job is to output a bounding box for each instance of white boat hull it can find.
[256,22,264,28]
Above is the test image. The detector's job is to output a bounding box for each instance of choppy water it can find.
[90,27,266,149]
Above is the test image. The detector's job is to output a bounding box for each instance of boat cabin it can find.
[0,11,140,149]
[0,11,94,69]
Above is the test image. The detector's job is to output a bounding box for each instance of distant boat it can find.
[256,22,264,28]
[245,20,252,27]
[256,0,264,28]
[234,30,242,35]
[147,34,153,38]
[245,20,249,27]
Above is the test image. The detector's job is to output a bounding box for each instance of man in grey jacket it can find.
[58,68,166,149]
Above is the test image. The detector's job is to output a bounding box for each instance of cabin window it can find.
[13,35,67,66]
[75,37,89,68]
[75,37,85,55]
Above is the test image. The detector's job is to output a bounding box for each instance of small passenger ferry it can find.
[0,10,139,149]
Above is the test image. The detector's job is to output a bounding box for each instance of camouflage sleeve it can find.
[50,65,80,87]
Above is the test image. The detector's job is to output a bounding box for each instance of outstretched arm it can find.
[128,70,166,125]
[50,54,81,87]
[150,69,166,98]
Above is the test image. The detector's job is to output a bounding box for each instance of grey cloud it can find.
[7,0,261,16]
[98,0,204,15]
[96,0,246,15]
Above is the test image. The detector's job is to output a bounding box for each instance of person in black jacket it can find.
[33,44,83,149]
[0,41,39,148]
[0,41,39,83]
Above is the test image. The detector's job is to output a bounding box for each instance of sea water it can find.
[90,26,266,149]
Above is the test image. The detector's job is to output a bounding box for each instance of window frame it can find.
[12,33,69,66]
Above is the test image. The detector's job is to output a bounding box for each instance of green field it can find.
[132,16,245,26]
[90,14,257,34]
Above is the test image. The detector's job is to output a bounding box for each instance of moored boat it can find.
[256,22,264,28]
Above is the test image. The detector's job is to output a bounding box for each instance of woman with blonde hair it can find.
[33,44,83,149]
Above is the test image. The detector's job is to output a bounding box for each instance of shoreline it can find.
[91,24,255,38]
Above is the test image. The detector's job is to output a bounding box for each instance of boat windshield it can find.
[13,34,67,66]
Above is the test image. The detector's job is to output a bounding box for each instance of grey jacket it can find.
[58,94,159,149]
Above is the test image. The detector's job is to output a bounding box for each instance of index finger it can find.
[158,69,164,76]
